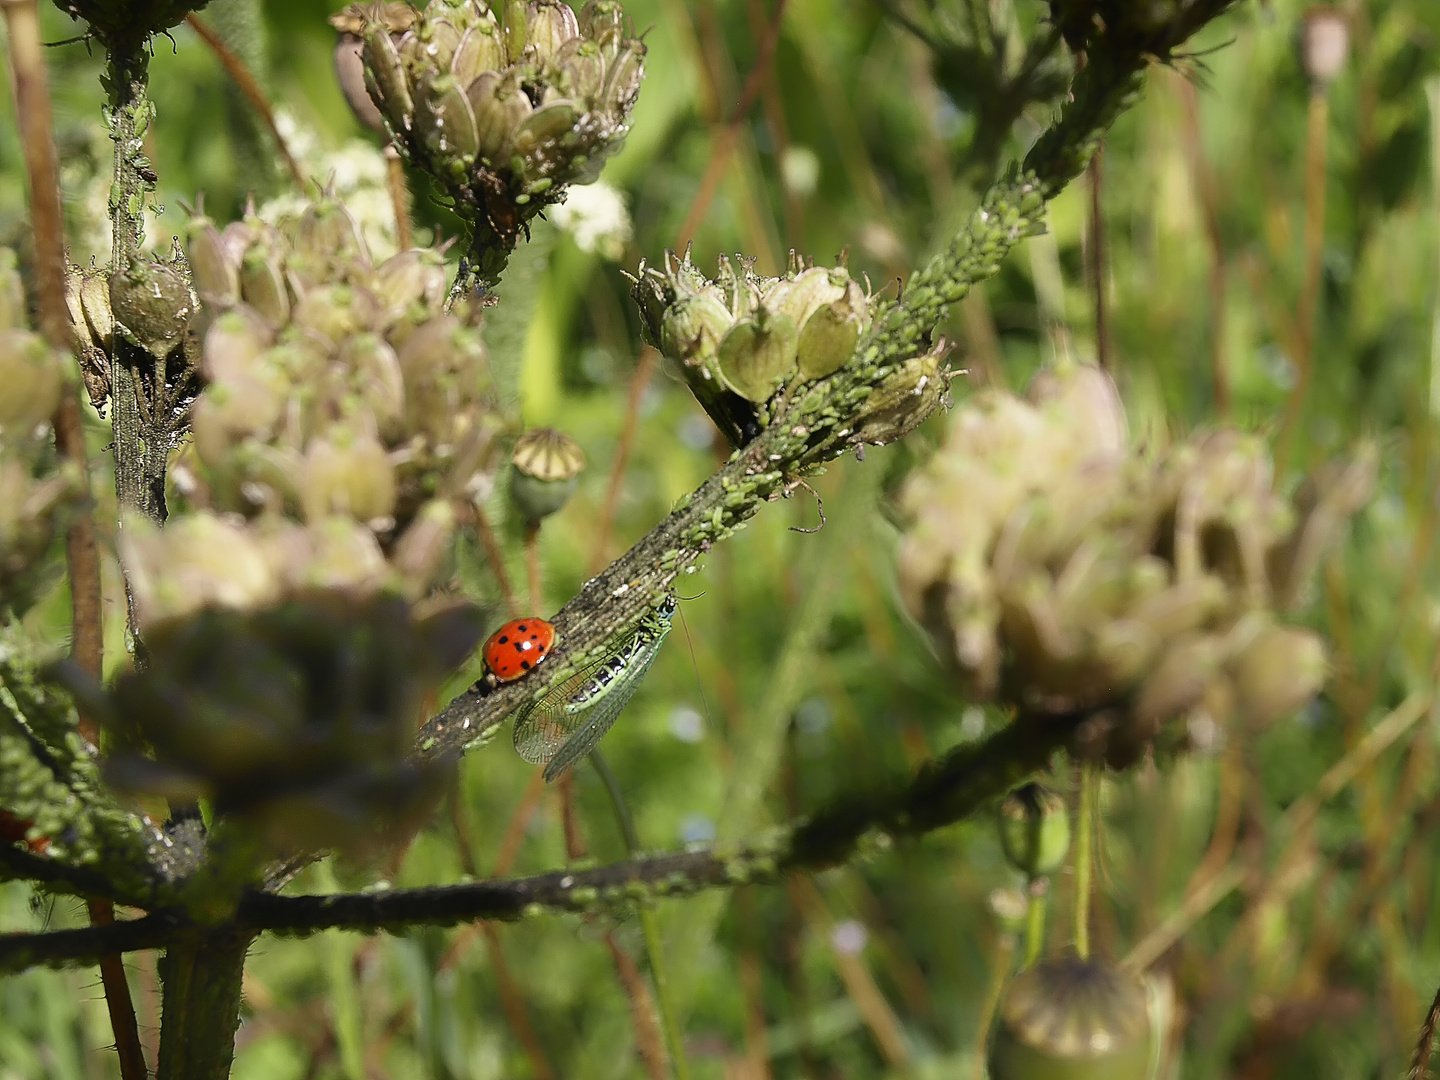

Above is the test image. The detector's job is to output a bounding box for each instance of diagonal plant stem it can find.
[184,13,304,186]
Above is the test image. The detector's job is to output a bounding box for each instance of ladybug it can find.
[483,617,557,682]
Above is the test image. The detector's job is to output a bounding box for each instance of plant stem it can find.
[184,12,303,186]
[156,931,254,1080]
[104,42,169,637]
[1023,877,1047,967]
[1073,763,1096,960]
[592,749,691,1080]
[2,5,146,1076]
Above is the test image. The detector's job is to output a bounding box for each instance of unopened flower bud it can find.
[997,783,1071,879]
[509,428,586,522]
[1301,7,1349,86]
[988,957,1151,1080]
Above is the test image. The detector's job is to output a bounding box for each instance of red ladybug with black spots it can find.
[482,617,557,683]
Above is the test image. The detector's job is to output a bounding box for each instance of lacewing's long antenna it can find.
[677,599,718,740]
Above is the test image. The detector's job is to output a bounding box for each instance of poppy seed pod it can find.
[998,783,1071,879]
[988,956,1151,1080]
[509,427,585,522]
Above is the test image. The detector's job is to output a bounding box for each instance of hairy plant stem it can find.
[155,930,253,1080]
[4,702,1090,971]
[2,4,145,1075]
[105,43,168,637]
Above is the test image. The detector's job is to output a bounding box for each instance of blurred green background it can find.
[4,0,1440,1076]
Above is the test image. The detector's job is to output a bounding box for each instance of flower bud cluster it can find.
[0,250,82,614]
[899,363,1374,766]
[89,593,483,856]
[138,196,501,628]
[632,249,943,448]
[346,0,645,258]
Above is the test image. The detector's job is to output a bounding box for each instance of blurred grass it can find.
[3,0,1440,1077]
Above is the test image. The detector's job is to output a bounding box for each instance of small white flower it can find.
[550,182,632,261]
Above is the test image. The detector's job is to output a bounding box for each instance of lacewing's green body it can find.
[513,596,677,781]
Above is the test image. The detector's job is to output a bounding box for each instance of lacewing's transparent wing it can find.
[512,598,676,782]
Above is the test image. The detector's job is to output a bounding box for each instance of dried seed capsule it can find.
[109,260,193,359]
[997,783,1071,879]
[988,957,1151,1080]
[509,427,586,522]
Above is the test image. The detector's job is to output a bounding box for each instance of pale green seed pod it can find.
[392,498,458,592]
[1131,633,1223,729]
[120,511,282,628]
[1229,622,1327,728]
[526,0,580,60]
[0,249,25,331]
[300,427,398,524]
[853,345,949,445]
[372,247,450,318]
[79,269,115,346]
[997,783,1071,879]
[660,292,733,371]
[0,330,65,435]
[795,281,868,380]
[988,957,1151,1080]
[717,310,798,402]
[509,427,586,523]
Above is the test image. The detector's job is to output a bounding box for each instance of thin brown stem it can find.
[482,924,557,1080]
[588,345,659,576]
[473,503,520,616]
[1177,70,1229,416]
[1276,87,1330,475]
[446,793,556,1078]
[674,0,791,250]
[2,5,144,1077]
[524,522,543,614]
[1087,147,1110,372]
[184,13,304,187]
[384,146,413,250]
[606,932,670,1080]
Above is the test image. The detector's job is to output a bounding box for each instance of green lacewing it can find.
[513,595,677,782]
